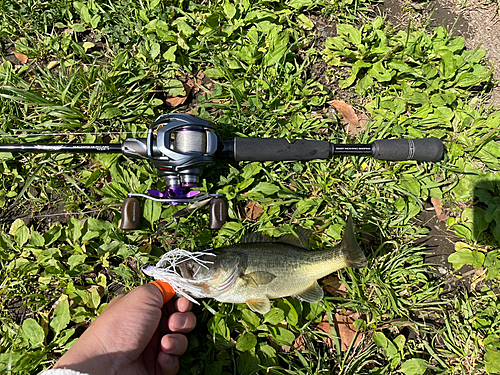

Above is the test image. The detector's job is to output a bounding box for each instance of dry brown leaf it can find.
[165,79,195,107]
[165,96,188,107]
[334,311,363,352]
[322,277,347,297]
[329,100,360,136]
[317,310,363,352]
[87,285,105,297]
[431,197,448,222]
[316,321,335,348]
[292,336,306,351]
[14,52,28,64]
[245,201,265,221]
[196,71,205,82]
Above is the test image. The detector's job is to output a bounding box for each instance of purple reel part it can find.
[147,187,201,205]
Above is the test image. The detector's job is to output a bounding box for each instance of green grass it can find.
[1,0,500,374]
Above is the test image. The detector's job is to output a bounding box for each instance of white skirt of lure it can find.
[142,248,215,304]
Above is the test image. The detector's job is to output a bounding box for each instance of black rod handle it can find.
[233,137,331,162]
[371,137,443,162]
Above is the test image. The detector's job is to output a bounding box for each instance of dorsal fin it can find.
[242,227,312,249]
[277,227,311,249]
[241,232,274,243]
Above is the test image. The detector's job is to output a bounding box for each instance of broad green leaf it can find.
[236,332,257,351]
[399,358,428,375]
[236,351,260,375]
[50,298,71,334]
[44,225,62,245]
[448,247,485,270]
[297,14,314,30]
[337,24,361,46]
[68,254,87,270]
[90,287,102,309]
[15,225,29,246]
[208,316,231,341]
[264,45,287,67]
[21,318,45,348]
[368,61,393,82]
[204,67,225,79]
[485,348,500,373]
[149,0,160,9]
[150,42,160,59]
[163,45,177,62]
[100,106,122,119]
[241,162,262,179]
[9,218,25,236]
[373,332,388,348]
[242,309,261,329]
[174,19,195,36]
[164,78,185,97]
[250,182,279,195]
[400,175,421,197]
[263,307,284,325]
[257,343,278,367]
[30,231,45,247]
[288,0,314,10]
[437,49,457,79]
[67,217,82,243]
[143,199,162,229]
[268,326,295,345]
[223,0,237,20]
[91,15,100,28]
[276,299,299,326]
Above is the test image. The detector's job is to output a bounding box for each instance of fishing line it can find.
[0,131,139,138]
[17,209,104,220]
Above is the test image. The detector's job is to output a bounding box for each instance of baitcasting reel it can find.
[0,113,444,231]
[119,114,226,230]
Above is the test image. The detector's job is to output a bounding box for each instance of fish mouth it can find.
[176,262,196,280]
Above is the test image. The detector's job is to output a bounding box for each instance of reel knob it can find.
[209,197,227,230]
[120,197,142,230]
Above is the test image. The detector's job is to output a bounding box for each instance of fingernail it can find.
[164,336,179,352]
[175,314,187,329]
[164,354,176,367]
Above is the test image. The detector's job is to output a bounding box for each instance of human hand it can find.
[53,284,196,375]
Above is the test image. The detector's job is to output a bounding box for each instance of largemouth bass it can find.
[159,215,367,314]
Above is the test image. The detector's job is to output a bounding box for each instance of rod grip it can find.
[372,137,443,161]
[234,137,331,162]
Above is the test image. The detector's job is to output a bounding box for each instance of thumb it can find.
[149,280,176,305]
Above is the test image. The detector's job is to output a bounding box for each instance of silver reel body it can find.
[122,113,218,189]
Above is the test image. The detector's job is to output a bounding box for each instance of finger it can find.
[175,298,193,313]
[166,297,193,314]
[168,312,196,333]
[157,352,179,375]
[161,333,188,356]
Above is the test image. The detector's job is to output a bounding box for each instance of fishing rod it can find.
[0,113,444,230]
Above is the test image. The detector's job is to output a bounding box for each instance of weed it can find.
[1,0,500,374]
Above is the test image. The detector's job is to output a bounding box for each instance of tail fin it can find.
[339,214,368,269]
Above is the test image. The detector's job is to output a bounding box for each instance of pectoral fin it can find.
[246,298,271,314]
[293,281,324,303]
[243,271,276,286]
[241,274,259,288]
